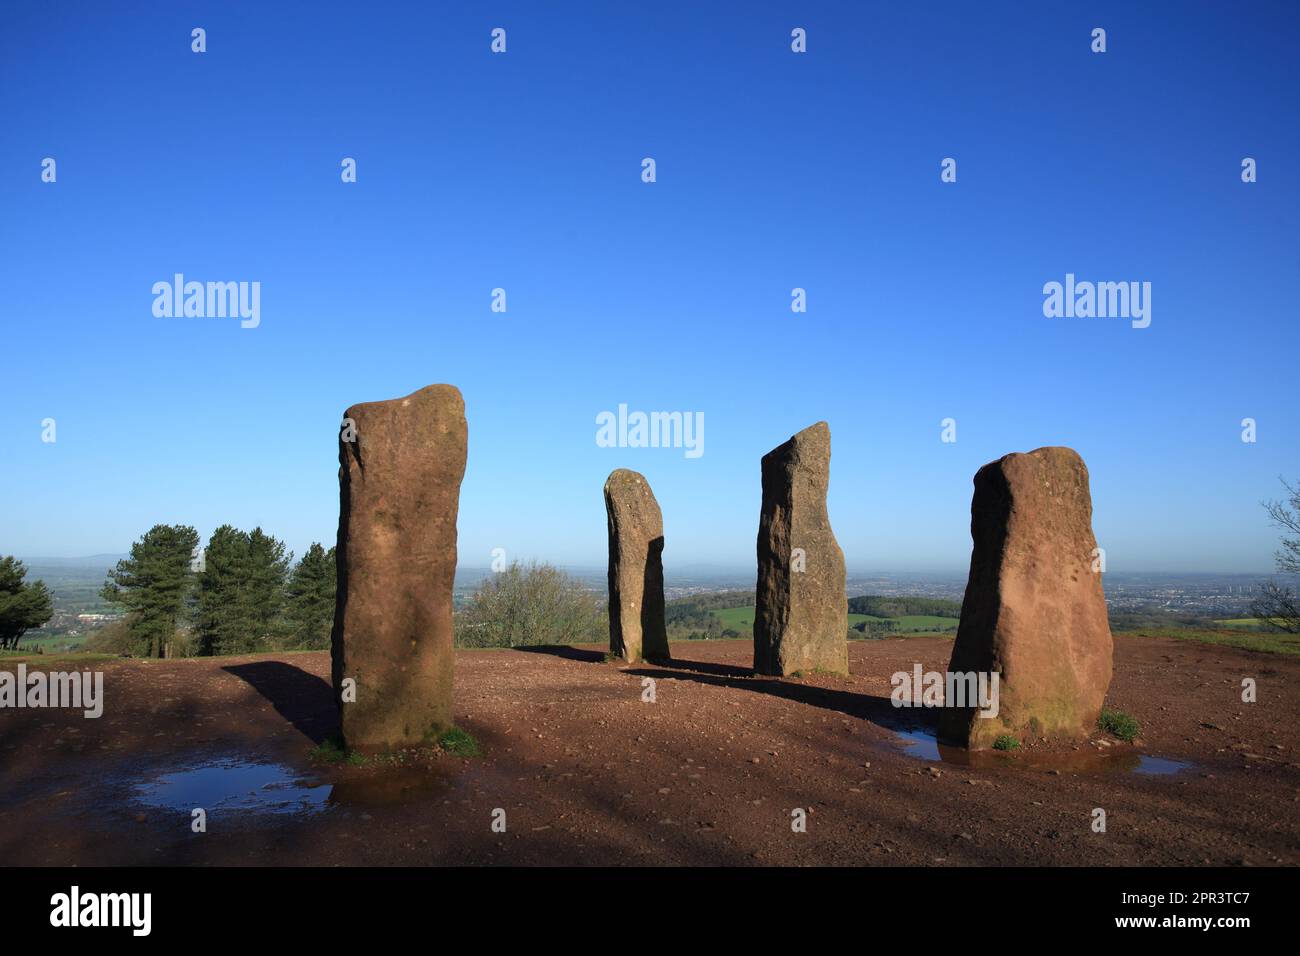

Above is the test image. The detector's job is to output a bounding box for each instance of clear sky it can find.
[2,1,1297,573]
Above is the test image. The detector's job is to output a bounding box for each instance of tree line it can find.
[96,524,336,657]
[847,595,963,618]
[0,557,54,650]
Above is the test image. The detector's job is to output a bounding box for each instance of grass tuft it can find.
[1098,708,1140,742]
[308,735,348,764]
[438,726,481,758]
[992,734,1020,751]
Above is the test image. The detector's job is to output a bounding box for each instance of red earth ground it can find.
[1,634,1297,866]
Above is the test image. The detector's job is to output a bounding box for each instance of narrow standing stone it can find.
[753,422,848,676]
[331,384,468,751]
[604,469,669,662]
[938,446,1114,749]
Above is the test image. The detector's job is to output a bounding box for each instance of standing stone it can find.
[604,469,669,662]
[938,446,1113,749]
[331,384,467,751]
[753,422,848,676]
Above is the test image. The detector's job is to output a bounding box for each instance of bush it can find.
[454,562,607,648]
[81,620,134,655]
[993,735,1020,751]
[82,620,198,657]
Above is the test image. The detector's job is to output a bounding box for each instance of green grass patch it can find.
[888,615,959,632]
[992,735,1020,751]
[0,651,120,668]
[437,726,480,758]
[308,735,348,764]
[1213,617,1292,630]
[1098,708,1140,742]
[311,730,473,766]
[9,633,88,654]
[1119,626,1300,657]
[709,606,756,630]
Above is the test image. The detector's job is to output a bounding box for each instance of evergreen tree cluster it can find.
[0,557,55,650]
[100,524,335,657]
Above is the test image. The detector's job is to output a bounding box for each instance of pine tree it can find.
[196,526,291,655]
[196,525,254,655]
[245,528,291,649]
[0,557,55,650]
[101,525,199,657]
[284,543,336,649]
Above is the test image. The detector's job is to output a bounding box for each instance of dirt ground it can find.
[1,635,1297,866]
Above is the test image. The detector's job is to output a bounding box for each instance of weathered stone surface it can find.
[331,384,467,751]
[753,422,848,676]
[604,468,669,662]
[938,446,1113,749]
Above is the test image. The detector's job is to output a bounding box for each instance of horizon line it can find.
[13,554,1287,579]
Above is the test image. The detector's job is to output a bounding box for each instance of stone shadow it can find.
[513,644,607,664]
[635,654,753,680]
[625,663,934,733]
[224,660,337,745]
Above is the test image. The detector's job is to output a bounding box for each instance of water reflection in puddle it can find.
[893,727,948,763]
[1134,755,1193,775]
[131,759,458,816]
[133,760,331,815]
[890,727,1193,775]
[327,768,450,808]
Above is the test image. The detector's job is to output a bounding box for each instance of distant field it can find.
[712,606,877,629]
[886,615,959,632]
[1213,618,1285,630]
[710,606,956,635]
[1123,627,1300,657]
[711,606,755,630]
[10,633,87,654]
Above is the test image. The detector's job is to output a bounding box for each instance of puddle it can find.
[132,760,332,815]
[131,753,471,818]
[888,727,1194,775]
[1134,755,1192,775]
[893,727,954,763]
[327,767,450,808]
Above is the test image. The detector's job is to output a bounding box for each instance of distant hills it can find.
[19,554,127,568]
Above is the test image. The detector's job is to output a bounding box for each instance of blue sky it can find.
[2,1,1297,573]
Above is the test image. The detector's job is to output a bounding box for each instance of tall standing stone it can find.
[753,422,848,676]
[938,446,1113,749]
[604,469,669,662]
[331,384,468,751]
